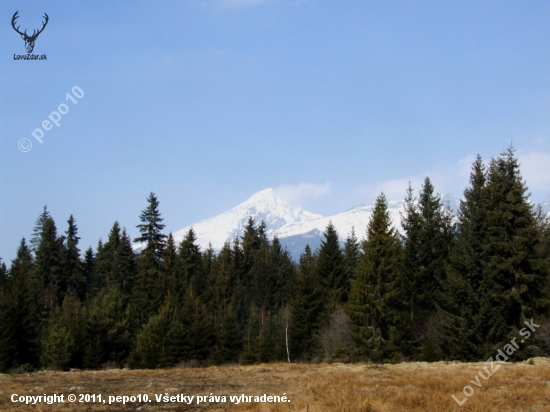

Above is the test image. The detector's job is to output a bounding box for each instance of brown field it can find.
[1,359,550,411]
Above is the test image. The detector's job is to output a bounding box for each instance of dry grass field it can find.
[1,359,550,411]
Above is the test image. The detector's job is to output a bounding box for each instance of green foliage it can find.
[129,294,184,369]
[317,222,346,309]
[84,286,131,369]
[34,217,63,311]
[0,239,40,371]
[290,245,323,360]
[348,194,403,362]
[3,150,549,370]
[41,323,74,370]
[134,192,167,261]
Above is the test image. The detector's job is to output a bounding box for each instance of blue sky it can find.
[2,0,550,261]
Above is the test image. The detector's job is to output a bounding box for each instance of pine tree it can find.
[400,182,421,332]
[440,156,487,360]
[317,222,345,307]
[400,179,453,359]
[94,222,121,290]
[0,259,7,300]
[116,229,137,297]
[343,228,360,303]
[30,206,51,253]
[133,193,167,321]
[61,215,83,302]
[34,217,63,311]
[177,228,202,298]
[83,286,131,369]
[129,294,184,368]
[0,239,40,371]
[416,177,453,312]
[185,290,215,361]
[81,247,95,300]
[163,233,178,298]
[134,192,167,261]
[348,194,403,362]
[41,293,84,370]
[290,245,324,360]
[212,304,241,364]
[266,237,295,309]
[480,148,548,349]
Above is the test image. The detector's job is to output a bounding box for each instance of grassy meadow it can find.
[1,359,550,411]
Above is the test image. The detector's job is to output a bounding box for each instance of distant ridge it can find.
[136,188,547,261]
[166,189,445,260]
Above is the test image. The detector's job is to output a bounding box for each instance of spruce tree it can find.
[415,177,453,312]
[129,294,184,369]
[290,245,323,360]
[84,286,131,369]
[116,229,137,297]
[41,293,84,370]
[348,194,402,362]
[30,206,51,253]
[34,217,63,311]
[133,193,167,321]
[481,148,548,349]
[0,239,40,371]
[440,156,487,360]
[134,192,167,260]
[343,227,360,303]
[400,179,453,359]
[177,228,202,298]
[317,222,346,307]
[62,215,83,302]
[82,247,95,300]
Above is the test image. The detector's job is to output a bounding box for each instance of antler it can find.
[11,11,27,37]
[31,13,49,39]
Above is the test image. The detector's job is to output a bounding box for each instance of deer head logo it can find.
[11,11,49,54]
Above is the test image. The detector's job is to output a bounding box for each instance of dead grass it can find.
[1,358,550,411]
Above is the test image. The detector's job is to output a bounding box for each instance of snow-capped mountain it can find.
[542,194,550,216]
[169,189,415,260]
[171,188,322,251]
[157,190,547,260]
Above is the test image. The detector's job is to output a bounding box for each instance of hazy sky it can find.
[2,0,550,261]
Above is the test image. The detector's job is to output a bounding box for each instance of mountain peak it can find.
[171,188,322,250]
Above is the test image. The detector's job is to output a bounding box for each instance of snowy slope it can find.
[543,194,550,216]
[171,188,322,250]
[138,190,549,259]
[274,200,406,241]
[168,189,410,259]
[145,188,459,260]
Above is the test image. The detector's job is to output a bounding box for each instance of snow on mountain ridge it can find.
[273,200,406,241]
[171,188,322,250]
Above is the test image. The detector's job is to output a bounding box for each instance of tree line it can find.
[1,148,549,371]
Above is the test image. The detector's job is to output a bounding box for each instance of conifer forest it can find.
[2,148,550,372]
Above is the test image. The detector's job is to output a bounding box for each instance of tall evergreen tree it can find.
[415,177,454,312]
[317,222,346,307]
[82,247,95,300]
[61,215,83,302]
[34,217,63,311]
[0,239,40,371]
[290,245,324,360]
[133,193,167,321]
[30,206,51,253]
[440,156,488,360]
[480,148,548,349]
[177,228,202,298]
[343,228,360,302]
[84,286,132,369]
[129,294,184,369]
[134,192,167,261]
[348,194,402,362]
